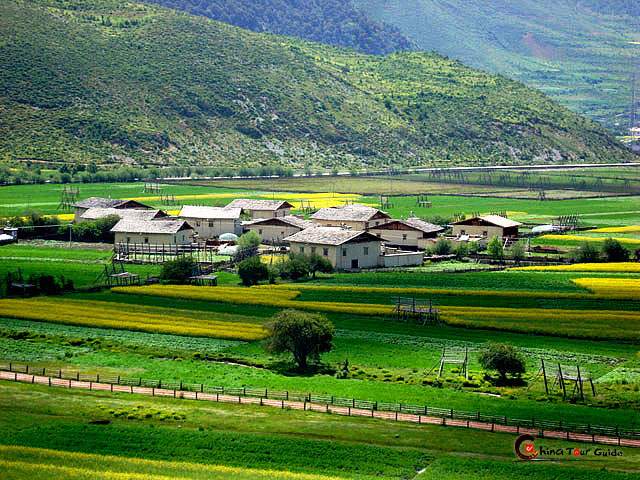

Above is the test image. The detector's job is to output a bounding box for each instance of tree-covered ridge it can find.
[355,0,639,136]
[142,0,414,55]
[0,0,631,170]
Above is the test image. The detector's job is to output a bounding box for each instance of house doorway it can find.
[351,259,359,269]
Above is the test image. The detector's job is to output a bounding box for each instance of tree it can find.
[238,230,260,250]
[487,236,504,260]
[453,241,468,260]
[237,256,269,286]
[433,237,452,255]
[601,238,629,262]
[510,241,525,264]
[264,309,334,369]
[304,253,334,278]
[571,241,600,263]
[160,256,196,284]
[478,344,526,382]
[279,257,309,281]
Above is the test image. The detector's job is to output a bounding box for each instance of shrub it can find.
[433,237,452,255]
[601,238,630,262]
[237,231,260,249]
[453,242,468,259]
[510,241,525,263]
[28,274,62,295]
[263,309,334,369]
[69,214,120,242]
[487,236,504,260]
[279,258,309,281]
[160,256,196,284]
[571,241,600,262]
[478,343,526,381]
[237,256,269,286]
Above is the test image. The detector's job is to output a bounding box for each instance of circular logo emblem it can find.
[515,434,539,460]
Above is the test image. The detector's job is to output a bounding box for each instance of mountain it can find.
[142,0,414,55]
[354,0,640,136]
[0,0,631,170]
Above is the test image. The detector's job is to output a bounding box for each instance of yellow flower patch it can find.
[571,277,640,300]
[539,234,640,244]
[510,262,640,272]
[587,226,640,233]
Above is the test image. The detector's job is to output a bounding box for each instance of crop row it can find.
[441,305,640,342]
[113,285,394,316]
[0,446,343,480]
[510,262,640,272]
[0,298,267,341]
[572,278,640,300]
[0,318,244,352]
[254,284,594,299]
[587,226,640,233]
[538,234,640,245]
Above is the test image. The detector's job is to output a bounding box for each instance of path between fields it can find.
[2,370,638,448]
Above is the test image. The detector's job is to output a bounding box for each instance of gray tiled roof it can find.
[73,197,129,209]
[226,199,294,211]
[179,206,242,219]
[284,226,382,246]
[246,215,313,229]
[373,218,444,234]
[111,218,193,234]
[79,208,166,221]
[311,204,389,222]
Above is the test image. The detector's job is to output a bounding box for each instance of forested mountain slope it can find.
[142,0,414,55]
[355,0,640,136]
[0,0,630,169]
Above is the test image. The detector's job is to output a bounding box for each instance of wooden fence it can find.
[2,361,638,445]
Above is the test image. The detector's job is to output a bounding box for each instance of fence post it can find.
[97,374,100,383]
[89,381,92,390]
[76,373,79,381]
[58,369,61,378]
[200,384,203,393]
[450,408,453,418]
[195,391,198,400]
[152,387,155,396]
[117,375,120,384]
[348,407,351,416]
[8,363,11,372]
[48,377,51,387]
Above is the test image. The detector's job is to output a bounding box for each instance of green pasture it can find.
[1,382,637,479]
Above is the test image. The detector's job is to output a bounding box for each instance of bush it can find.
[487,236,504,260]
[160,256,196,284]
[69,214,121,243]
[263,309,334,369]
[478,343,526,382]
[28,274,62,295]
[570,241,600,262]
[237,256,269,286]
[279,258,309,281]
[433,237,452,255]
[510,241,525,263]
[238,231,260,250]
[601,238,630,262]
[453,242,468,259]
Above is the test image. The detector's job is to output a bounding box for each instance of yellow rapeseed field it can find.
[114,285,392,316]
[440,305,640,341]
[0,297,267,340]
[0,446,344,480]
[509,262,640,272]
[587,226,640,233]
[572,278,640,300]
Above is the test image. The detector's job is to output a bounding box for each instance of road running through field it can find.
[1,370,638,448]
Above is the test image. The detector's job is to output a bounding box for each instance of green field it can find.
[1,381,638,479]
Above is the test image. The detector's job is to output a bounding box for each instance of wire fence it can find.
[2,361,638,445]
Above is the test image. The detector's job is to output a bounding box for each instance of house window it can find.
[461,230,466,235]
[483,231,488,237]
[281,231,285,236]
[173,236,176,242]
[363,247,369,255]
[126,237,131,243]
[342,249,347,257]
[311,247,316,254]
[208,221,214,228]
[300,247,305,253]
[323,248,329,256]
[258,229,263,235]
[402,234,407,241]
[144,237,149,244]
[196,221,201,227]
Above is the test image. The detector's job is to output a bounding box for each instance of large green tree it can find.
[264,309,334,369]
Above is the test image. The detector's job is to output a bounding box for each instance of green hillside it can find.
[142,0,414,55]
[0,0,631,170]
[355,0,640,136]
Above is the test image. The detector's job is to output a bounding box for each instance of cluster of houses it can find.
[72,196,521,271]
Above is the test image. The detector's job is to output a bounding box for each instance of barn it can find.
[111,218,195,245]
[76,208,167,223]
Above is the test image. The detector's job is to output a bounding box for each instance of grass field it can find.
[0,381,638,479]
